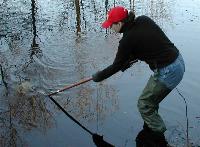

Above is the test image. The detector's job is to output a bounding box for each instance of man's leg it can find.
[136,75,171,146]
[137,75,171,133]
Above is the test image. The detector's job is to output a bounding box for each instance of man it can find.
[92,6,185,147]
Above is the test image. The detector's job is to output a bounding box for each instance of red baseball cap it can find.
[102,6,128,28]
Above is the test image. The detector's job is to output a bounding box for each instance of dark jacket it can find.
[94,15,179,82]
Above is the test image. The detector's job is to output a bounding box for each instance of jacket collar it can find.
[120,20,136,33]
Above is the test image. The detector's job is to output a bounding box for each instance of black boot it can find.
[143,122,151,132]
[136,124,168,147]
[152,132,168,147]
[136,129,155,147]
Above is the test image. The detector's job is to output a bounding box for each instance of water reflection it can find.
[0,94,53,146]
[129,0,135,10]
[30,0,42,58]
[23,0,42,69]
[136,0,173,28]
[55,35,120,125]
[75,0,81,35]
[0,0,181,146]
[0,0,53,146]
[0,64,8,94]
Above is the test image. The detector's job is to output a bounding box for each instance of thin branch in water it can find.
[176,88,192,147]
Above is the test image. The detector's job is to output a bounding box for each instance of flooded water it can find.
[0,0,200,146]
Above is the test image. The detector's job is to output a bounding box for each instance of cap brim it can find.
[101,20,112,29]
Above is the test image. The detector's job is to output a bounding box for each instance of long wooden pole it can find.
[48,77,92,96]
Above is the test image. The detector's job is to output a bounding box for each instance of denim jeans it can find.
[155,53,185,90]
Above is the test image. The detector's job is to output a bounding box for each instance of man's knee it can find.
[137,99,156,116]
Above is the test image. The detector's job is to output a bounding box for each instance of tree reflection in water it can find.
[0,0,176,146]
[0,93,54,146]
[0,0,53,146]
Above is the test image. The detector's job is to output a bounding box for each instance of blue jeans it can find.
[155,53,185,90]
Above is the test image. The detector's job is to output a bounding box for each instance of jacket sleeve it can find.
[93,42,129,82]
